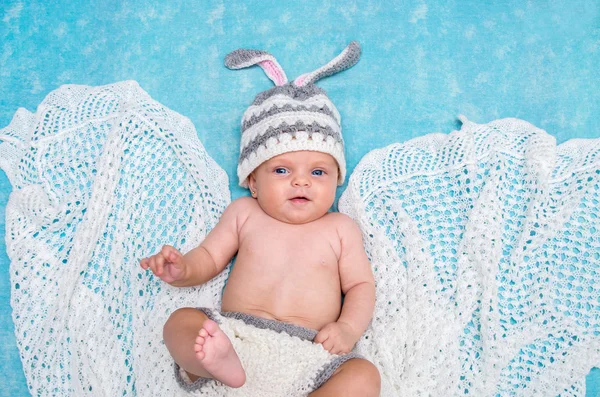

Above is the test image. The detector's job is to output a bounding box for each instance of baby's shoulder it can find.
[324,211,355,224]
[220,197,259,223]
[217,197,263,235]
[322,212,361,235]
[228,196,259,211]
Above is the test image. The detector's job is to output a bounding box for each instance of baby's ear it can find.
[247,173,257,195]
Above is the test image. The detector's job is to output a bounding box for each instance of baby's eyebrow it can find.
[267,159,336,168]
[311,162,336,168]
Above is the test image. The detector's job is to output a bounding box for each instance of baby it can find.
[140,42,380,396]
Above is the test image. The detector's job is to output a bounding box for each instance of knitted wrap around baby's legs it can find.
[339,116,600,396]
[0,82,231,396]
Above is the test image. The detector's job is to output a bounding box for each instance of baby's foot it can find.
[194,319,246,388]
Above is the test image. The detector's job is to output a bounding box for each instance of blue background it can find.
[1,1,598,395]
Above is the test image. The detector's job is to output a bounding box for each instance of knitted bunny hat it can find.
[225,41,361,188]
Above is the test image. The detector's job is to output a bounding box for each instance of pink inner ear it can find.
[294,74,308,86]
[294,75,306,86]
[259,60,286,86]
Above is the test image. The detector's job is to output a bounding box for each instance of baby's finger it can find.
[314,330,328,344]
[321,338,334,353]
[155,254,165,276]
[162,245,181,264]
[161,245,173,258]
[329,345,343,354]
[149,256,160,275]
[140,258,148,269]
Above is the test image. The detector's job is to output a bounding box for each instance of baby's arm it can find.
[140,198,250,287]
[315,214,375,354]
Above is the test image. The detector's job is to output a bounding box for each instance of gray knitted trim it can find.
[239,121,343,162]
[221,311,319,341]
[173,364,213,392]
[242,103,337,132]
[225,49,270,69]
[311,352,363,390]
[198,307,220,322]
[251,83,326,106]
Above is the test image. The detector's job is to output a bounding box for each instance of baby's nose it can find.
[292,174,311,187]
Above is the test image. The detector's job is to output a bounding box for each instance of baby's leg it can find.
[309,358,380,397]
[163,308,246,388]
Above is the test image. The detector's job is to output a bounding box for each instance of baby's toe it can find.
[199,328,208,338]
[202,319,220,336]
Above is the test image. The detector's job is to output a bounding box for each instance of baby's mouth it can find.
[290,196,310,203]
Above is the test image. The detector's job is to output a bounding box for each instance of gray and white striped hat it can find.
[225,41,361,188]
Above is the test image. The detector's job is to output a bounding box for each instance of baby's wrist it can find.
[179,259,193,282]
[337,320,361,339]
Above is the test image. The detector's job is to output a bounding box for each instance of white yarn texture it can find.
[2,81,599,396]
[339,116,600,396]
[0,81,231,396]
[179,310,350,396]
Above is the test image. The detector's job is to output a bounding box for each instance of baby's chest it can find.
[239,227,339,269]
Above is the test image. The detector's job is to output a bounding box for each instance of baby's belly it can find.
[220,276,342,331]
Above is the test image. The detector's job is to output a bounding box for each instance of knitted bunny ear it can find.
[225,49,288,86]
[294,41,361,86]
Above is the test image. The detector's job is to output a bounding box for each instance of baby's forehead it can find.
[267,151,337,165]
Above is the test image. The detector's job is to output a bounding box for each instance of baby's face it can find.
[248,151,339,224]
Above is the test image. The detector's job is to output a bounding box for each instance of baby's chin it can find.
[259,203,329,225]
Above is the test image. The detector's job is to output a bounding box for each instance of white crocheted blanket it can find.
[1,82,598,396]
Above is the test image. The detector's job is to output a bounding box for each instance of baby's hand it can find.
[314,321,359,355]
[139,245,186,284]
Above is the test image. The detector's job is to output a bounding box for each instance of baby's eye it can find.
[312,170,324,176]
[275,168,288,174]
